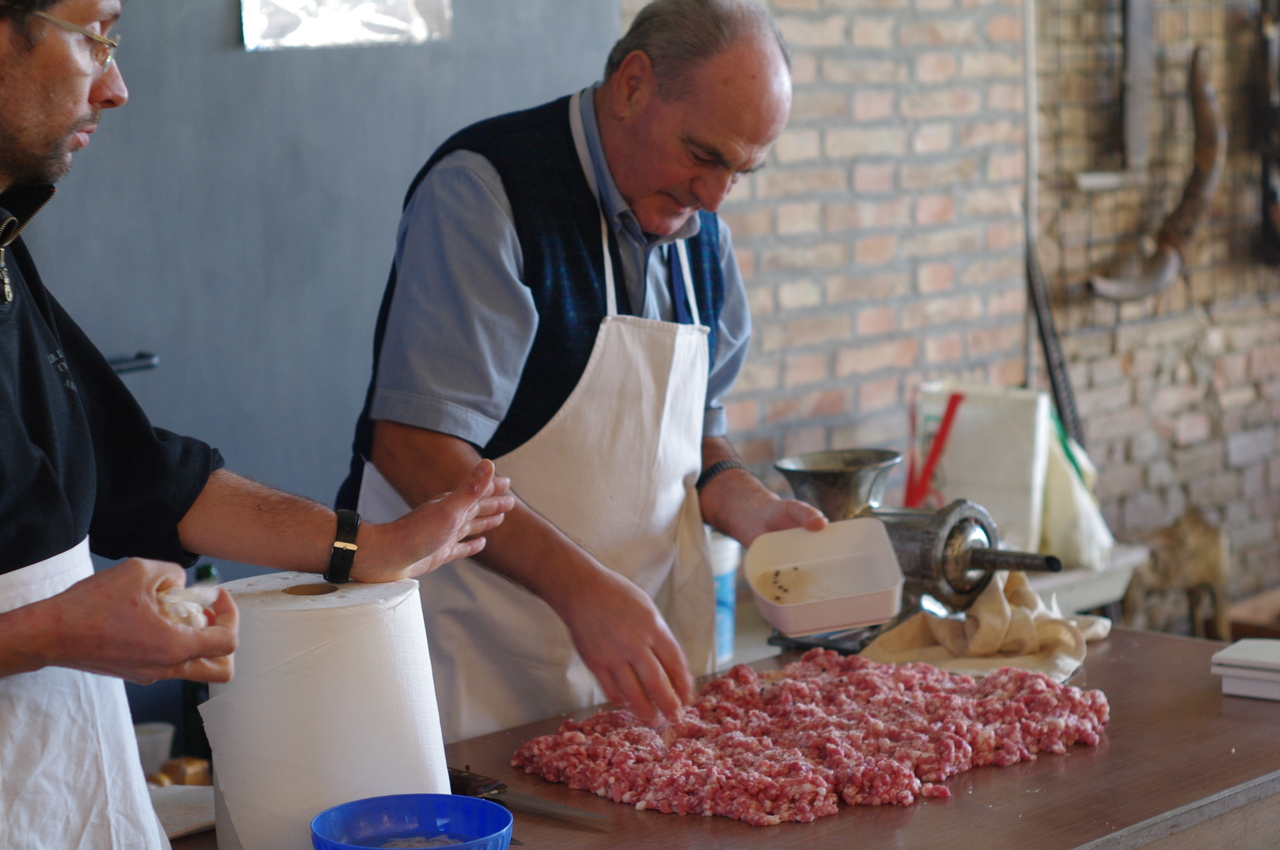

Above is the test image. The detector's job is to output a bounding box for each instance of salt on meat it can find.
[512,648,1109,826]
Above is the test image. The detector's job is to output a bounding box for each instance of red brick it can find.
[836,339,921,376]
[760,242,848,272]
[986,82,1024,111]
[1250,343,1280,381]
[826,198,909,231]
[854,162,897,193]
[822,57,908,85]
[961,186,1021,217]
[985,13,1023,41]
[856,234,898,265]
[724,399,759,432]
[826,127,909,158]
[899,19,979,46]
[1214,352,1249,389]
[1074,383,1133,416]
[759,166,847,198]
[959,120,1023,147]
[737,438,778,466]
[1085,407,1150,442]
[917,261,955,293]
[778,278,822,309]
[775,129,821,163]
[986,220,1022,250]
[902,294,983,329]
[926,332,966,363]
[853,90,896,122]
[915,194,956,225]
[745,284,774,315]
[1175,411,1212,446]
[733,359,779,392]
[901,157,979,190]
[901,88,983,119]
[960,255,1022,285]
[767,390,851,423]
[913,123,953,154]
[785,315,853,348]
[987,149,1025,181]
[966,323,1022,357]
[902,226,983,256]
[916,52,958,84]
[859,376,901,412]
[1151,384,1205,417]
[785,352,828,387]
[827,272,911,302]
[718,206,772,239]
[960,51,1022,79]
[791,90,848,122]
[851,17,894,48]
[790,51,818,86]
[987,284,1026,316]
[776,202,821,235]
[857,304,898,337]
[778,15,848,47]
[784,427,829,457]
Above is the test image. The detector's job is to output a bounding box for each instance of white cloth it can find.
[861,571,1111,683]
[358,92,716,743]
[0,539,169,850]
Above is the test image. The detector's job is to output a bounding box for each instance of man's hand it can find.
[548,563,695,724]
[698,437,827,547]
[0,559,238,683]
[372,420,695,723]
[351,459,514,583]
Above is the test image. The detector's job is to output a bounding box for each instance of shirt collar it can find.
[579,84,700,246]
[0,184,56,249]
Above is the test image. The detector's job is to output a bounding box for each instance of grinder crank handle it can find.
[961,549,1063,573]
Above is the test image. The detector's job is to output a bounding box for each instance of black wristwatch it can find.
[324,509,360,584]
[696,459,747,494]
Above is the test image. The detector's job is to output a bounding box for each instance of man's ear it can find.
[608,49,656,119]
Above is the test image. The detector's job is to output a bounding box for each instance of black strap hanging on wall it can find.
[1027,235,1085,449]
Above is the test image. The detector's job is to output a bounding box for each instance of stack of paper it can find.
[1211,639,1280,700]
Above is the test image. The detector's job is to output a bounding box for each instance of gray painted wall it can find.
[25,0,616,577]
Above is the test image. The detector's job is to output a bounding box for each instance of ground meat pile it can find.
[512,648,1109,826]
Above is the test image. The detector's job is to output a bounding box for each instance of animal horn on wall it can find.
[1091,45,1226,301]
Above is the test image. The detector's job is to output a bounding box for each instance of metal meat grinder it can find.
[767,449,1062,654]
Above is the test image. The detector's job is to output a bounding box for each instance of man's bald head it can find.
[605,0,791,102]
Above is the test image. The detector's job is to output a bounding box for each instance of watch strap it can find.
[325,509,360,584]
[696,459,747,494]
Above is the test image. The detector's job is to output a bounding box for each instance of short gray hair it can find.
[605,0,791,101]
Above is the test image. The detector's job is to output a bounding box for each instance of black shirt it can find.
[0,185,222,575]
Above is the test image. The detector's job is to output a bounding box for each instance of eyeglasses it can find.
[32,10,119,71]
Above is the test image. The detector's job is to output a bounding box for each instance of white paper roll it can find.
[200,572,447,850]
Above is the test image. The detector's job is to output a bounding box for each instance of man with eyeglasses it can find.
[0,2,515,846]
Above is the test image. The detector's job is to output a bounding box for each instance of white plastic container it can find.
[744,517,903,637]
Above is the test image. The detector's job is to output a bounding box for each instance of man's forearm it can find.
[369,420,602,610]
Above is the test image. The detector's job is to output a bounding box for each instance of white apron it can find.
[359,91,717,743]
[0,539,169,850]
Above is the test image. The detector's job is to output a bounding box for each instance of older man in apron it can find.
[340,0,826,743]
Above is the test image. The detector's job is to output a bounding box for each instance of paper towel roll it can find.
[200,572,447,850]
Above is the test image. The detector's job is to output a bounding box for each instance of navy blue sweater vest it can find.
[338,95,726,508]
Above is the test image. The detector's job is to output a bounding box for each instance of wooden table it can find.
[175,628,1280,849]
[444,629,1280,850]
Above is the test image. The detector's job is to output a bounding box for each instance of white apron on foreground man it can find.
[337,0,827,744]
[0,2,513,847]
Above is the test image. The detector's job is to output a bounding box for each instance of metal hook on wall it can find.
[1089,45,1227,302]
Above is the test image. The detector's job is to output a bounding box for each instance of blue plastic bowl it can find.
[311,793,513,850]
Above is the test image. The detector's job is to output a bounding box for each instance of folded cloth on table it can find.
[860,571,1111,683]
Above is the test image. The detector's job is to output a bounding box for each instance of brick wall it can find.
[623,0,1030,499]
[618,0,1280,599]
[1037,0,1280,599]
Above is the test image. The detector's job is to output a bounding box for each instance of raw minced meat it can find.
[511,648,1109,826]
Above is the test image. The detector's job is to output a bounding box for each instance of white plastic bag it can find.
[1039,425,1114,571]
